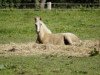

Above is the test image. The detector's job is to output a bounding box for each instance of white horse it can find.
[35,17,81,45]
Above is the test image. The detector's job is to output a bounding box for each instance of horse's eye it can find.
[35,24,37,28]
[35,23,37,25]
[40,24,42,26]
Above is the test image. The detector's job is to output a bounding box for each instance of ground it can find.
[0,40,99,57]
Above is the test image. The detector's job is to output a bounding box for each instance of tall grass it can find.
[0,9,100,44]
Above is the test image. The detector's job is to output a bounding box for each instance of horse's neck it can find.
[39,21,51,40]
[40,21,52,34]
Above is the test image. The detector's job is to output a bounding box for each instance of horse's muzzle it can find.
[37,31,40,34]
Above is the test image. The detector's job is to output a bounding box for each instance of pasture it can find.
[0,9,100,43]
[0,9,100,75]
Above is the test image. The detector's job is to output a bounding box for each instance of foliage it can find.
[0,0,99,3]
[0,0,99,9]
[50,0,99,3]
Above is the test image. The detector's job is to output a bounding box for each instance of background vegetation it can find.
[0,0,99,4]
[0,0,99,9]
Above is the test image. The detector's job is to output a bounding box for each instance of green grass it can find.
[0,55,100,75]
[0,9,100,75]
[0,9,100,43]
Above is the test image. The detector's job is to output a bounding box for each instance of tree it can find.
[34,0,40,9]
[35,0,46,9]
[40,0,46,9]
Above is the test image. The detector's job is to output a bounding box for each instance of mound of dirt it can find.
[0,40,99,57]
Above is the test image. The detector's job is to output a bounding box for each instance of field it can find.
[0,9,100,43]
[0,9,100,75]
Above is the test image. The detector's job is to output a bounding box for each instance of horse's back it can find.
[43,34,65,45]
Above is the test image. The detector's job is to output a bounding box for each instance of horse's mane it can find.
[40,20,52,34]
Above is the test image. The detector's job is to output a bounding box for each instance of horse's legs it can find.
[36,36,41,43]
[64,36,73,45]
[36,37,39,43]
[67,37,73,45]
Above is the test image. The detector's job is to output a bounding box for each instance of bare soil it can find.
[0,40,100,57]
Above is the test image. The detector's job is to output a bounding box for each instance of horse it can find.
[35,17,81,45]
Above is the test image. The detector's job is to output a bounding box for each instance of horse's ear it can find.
[40,17,42,20]
[35,17,42,22]
[35,17,37,22]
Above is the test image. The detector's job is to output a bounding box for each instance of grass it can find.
[0,9,100,75]
[0,9,100,43]
[0,55,100,75]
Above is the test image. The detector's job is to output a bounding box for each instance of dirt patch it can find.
[0,40,99,57]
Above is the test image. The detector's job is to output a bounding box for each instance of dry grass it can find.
[0,40,99,57]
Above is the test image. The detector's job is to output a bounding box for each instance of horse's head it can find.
[35,17,42,33]
[34,17,52,34]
